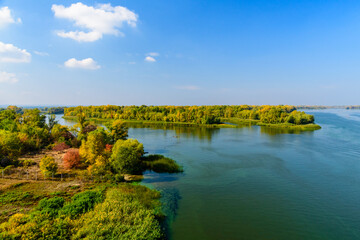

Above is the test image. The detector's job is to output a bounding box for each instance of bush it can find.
[21,159,36,167]
[60,189,105,219]
[53,142,70,151]
[141,154,183,173]
[73,187,162,240]
[63,149,81,169]
[110,139,144,174]
[39,155,58,177]
[36,196,65,218]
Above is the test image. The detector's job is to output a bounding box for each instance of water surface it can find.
[57,110,360,240]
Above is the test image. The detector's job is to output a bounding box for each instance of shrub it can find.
[39,155,58,177]
[110,139,144,174]
[21,159,36,167]
[63,149,81,169]
[36,196,65,217]
[73,187,162,240]
[52,142,70,151]
[60,189,105,219]
[141,154,183,173]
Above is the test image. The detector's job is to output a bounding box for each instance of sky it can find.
[0,0,360,106]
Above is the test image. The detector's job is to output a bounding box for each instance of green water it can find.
[58,110,360,239]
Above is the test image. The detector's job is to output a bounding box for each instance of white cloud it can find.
[34,51,49,56]
[52,2,138,42]
[64,58,100,70]
[147,52,159,57]
[0,41,31,63]
[0,71,18,83]
[128,61,136,64]
[0,7,21,28]
[176,85,200,91]
[145,56,156,62]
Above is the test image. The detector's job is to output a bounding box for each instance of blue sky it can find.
[0,0,360,106]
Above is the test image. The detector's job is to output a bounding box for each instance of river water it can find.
[56,109,360,240]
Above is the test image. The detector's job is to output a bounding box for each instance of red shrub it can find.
[63,149,81,169]
[105,144,113,152]
[53,142,70,151]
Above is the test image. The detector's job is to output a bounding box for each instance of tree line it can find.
[64,105,315,125]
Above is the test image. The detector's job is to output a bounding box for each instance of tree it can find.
[40,155,58,177]
[47,114,58,132]
[63,149,81,169]
[110,139,144,174]
[106,120,128,143]
[79,128,110,165]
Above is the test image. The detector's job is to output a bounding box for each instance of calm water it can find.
[57,110,360,240]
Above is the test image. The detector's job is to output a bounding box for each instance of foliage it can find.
[60,189,105,219]
[53,142,70,151]
[106,119,128,143]
[79,128,110,165]
[110,139,144,174]
[47,114,58,132]
[36,196,65,217]
[0,185,163,240]
[73,186,162,240]
[141,154,183,173]
[63,149,81,169]
[39,155,58,177]
[64,105,316,126]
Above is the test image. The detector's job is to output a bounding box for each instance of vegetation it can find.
[141,154,183,173]
[63,149,81,170]
[0,108,182,239]
[39,155,58,177]
[64,105,320,129]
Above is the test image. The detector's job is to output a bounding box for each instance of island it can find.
[63,105,321,130]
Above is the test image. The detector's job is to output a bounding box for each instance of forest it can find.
[0,107,181,239]
[64,105,316,126]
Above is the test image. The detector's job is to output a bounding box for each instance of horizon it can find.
[1,0,360,105]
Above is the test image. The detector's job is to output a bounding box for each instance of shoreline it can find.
[63,116,321,130]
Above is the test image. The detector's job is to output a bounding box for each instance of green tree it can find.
[106,120,128,143]
[110,139,144,174]
[79,128,110,164]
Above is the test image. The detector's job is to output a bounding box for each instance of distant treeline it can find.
[297,105,360,110]
[64,105,315,125]
[0,106,65,114]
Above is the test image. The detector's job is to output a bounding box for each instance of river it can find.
[55,109,360,240]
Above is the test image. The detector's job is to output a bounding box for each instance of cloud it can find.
[0,71,18,83]
[147,52,159,57]
[0,41,31,63]
[52,2,138,42]
[128,61,136,64]
[34,51,49,56]
[64,58,100,70]
[145,56,156,62]
[175,85,200,91]
[0,7,21,28]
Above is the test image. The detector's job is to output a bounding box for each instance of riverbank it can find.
[63,116,237,128]
[222,118,321,130]
[63,116,321,130]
